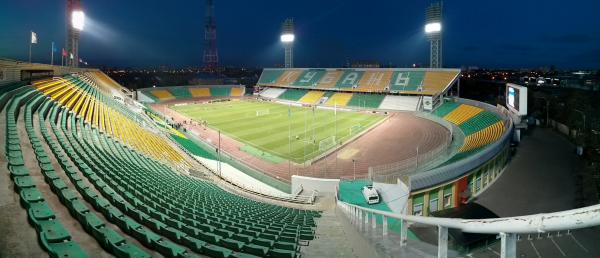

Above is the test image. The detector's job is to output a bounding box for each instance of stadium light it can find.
[280,33,295,43]
[425,22,441,33]
[72,10,85,31]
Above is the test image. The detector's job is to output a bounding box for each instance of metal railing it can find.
[337,200,600,258]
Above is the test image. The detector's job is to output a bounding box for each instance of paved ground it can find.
[476,128,579,216]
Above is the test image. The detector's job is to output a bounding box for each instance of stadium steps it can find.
[210,87,231,97]
[169,87,193,99]
[30,92,153,257]
[378,95,419,111]
[346,93,385,109]
[3,86,90,257]
[259,88,286,99]
[324,93,353,106]
[278,89,308,101]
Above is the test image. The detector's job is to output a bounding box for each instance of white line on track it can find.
[569,234,588,253]
[530,240,542,258]
[550,237,566,257]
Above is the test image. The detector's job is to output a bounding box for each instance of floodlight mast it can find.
[281,18,294,68]
[425,1,442,68]
[66,0,83,67]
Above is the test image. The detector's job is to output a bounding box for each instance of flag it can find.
[70,53,73,59]
[31,31,37,44]
[62,48,67,57]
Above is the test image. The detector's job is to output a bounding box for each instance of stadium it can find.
[1,1,600,258]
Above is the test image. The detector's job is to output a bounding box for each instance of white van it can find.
[362,185,380,204]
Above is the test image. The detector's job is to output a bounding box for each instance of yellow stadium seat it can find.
[444,104,483,125]
[298,91,325,104]
[325,93,353,106]
[190,88,211,97]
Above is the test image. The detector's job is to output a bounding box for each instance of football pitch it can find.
[171,100,385,163]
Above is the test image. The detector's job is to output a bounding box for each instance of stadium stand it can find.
[290,70,326,87]
[190,88,211,98]
[2,76,320,257]
[357,71,393,92]
[258,69,285,85]
[209,87,231,97]
[335,70,364,88]
[169,87,193,99]
[259,88,286,99]
[315,71,344,89]
[274,70,303,86]
[278,89,308,101]
[150,90,175,101]
[421,71,459,95]
[298,91,325,104]
[324,93,353,106]
[378,95,420,111]
[431,101,460,117]
[346,93,385,109]
[388,71,424,92]
[230,87,244,97]
[443,104,484,125]
[433,101,506,155]
[258,68,460,96]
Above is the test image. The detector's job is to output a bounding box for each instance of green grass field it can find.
[171,100,385,163]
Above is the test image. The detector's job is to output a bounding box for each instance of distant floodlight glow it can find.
[425,22,441,33]
[72,10,85,31]
[280,33,295,43]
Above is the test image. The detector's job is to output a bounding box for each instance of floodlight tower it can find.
[425,1,442,68]
[203,0,219,71]
[66,0,84,67]
[280,18,294,68]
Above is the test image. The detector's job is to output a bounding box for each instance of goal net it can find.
[319,136,336,152]
[256,109,270,117]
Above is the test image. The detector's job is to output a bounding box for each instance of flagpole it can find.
[51,42,54,65]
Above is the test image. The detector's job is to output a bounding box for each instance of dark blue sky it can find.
[1,0,599,69]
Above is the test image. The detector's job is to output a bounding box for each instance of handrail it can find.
[339,200,600,234]
[338,200,600,258]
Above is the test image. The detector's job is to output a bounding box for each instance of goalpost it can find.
[319,136,336,152]
[256,109,270,117]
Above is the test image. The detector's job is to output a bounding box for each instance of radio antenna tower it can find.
[203,0,219,71]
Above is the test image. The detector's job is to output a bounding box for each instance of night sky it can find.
[1,0,599,69]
